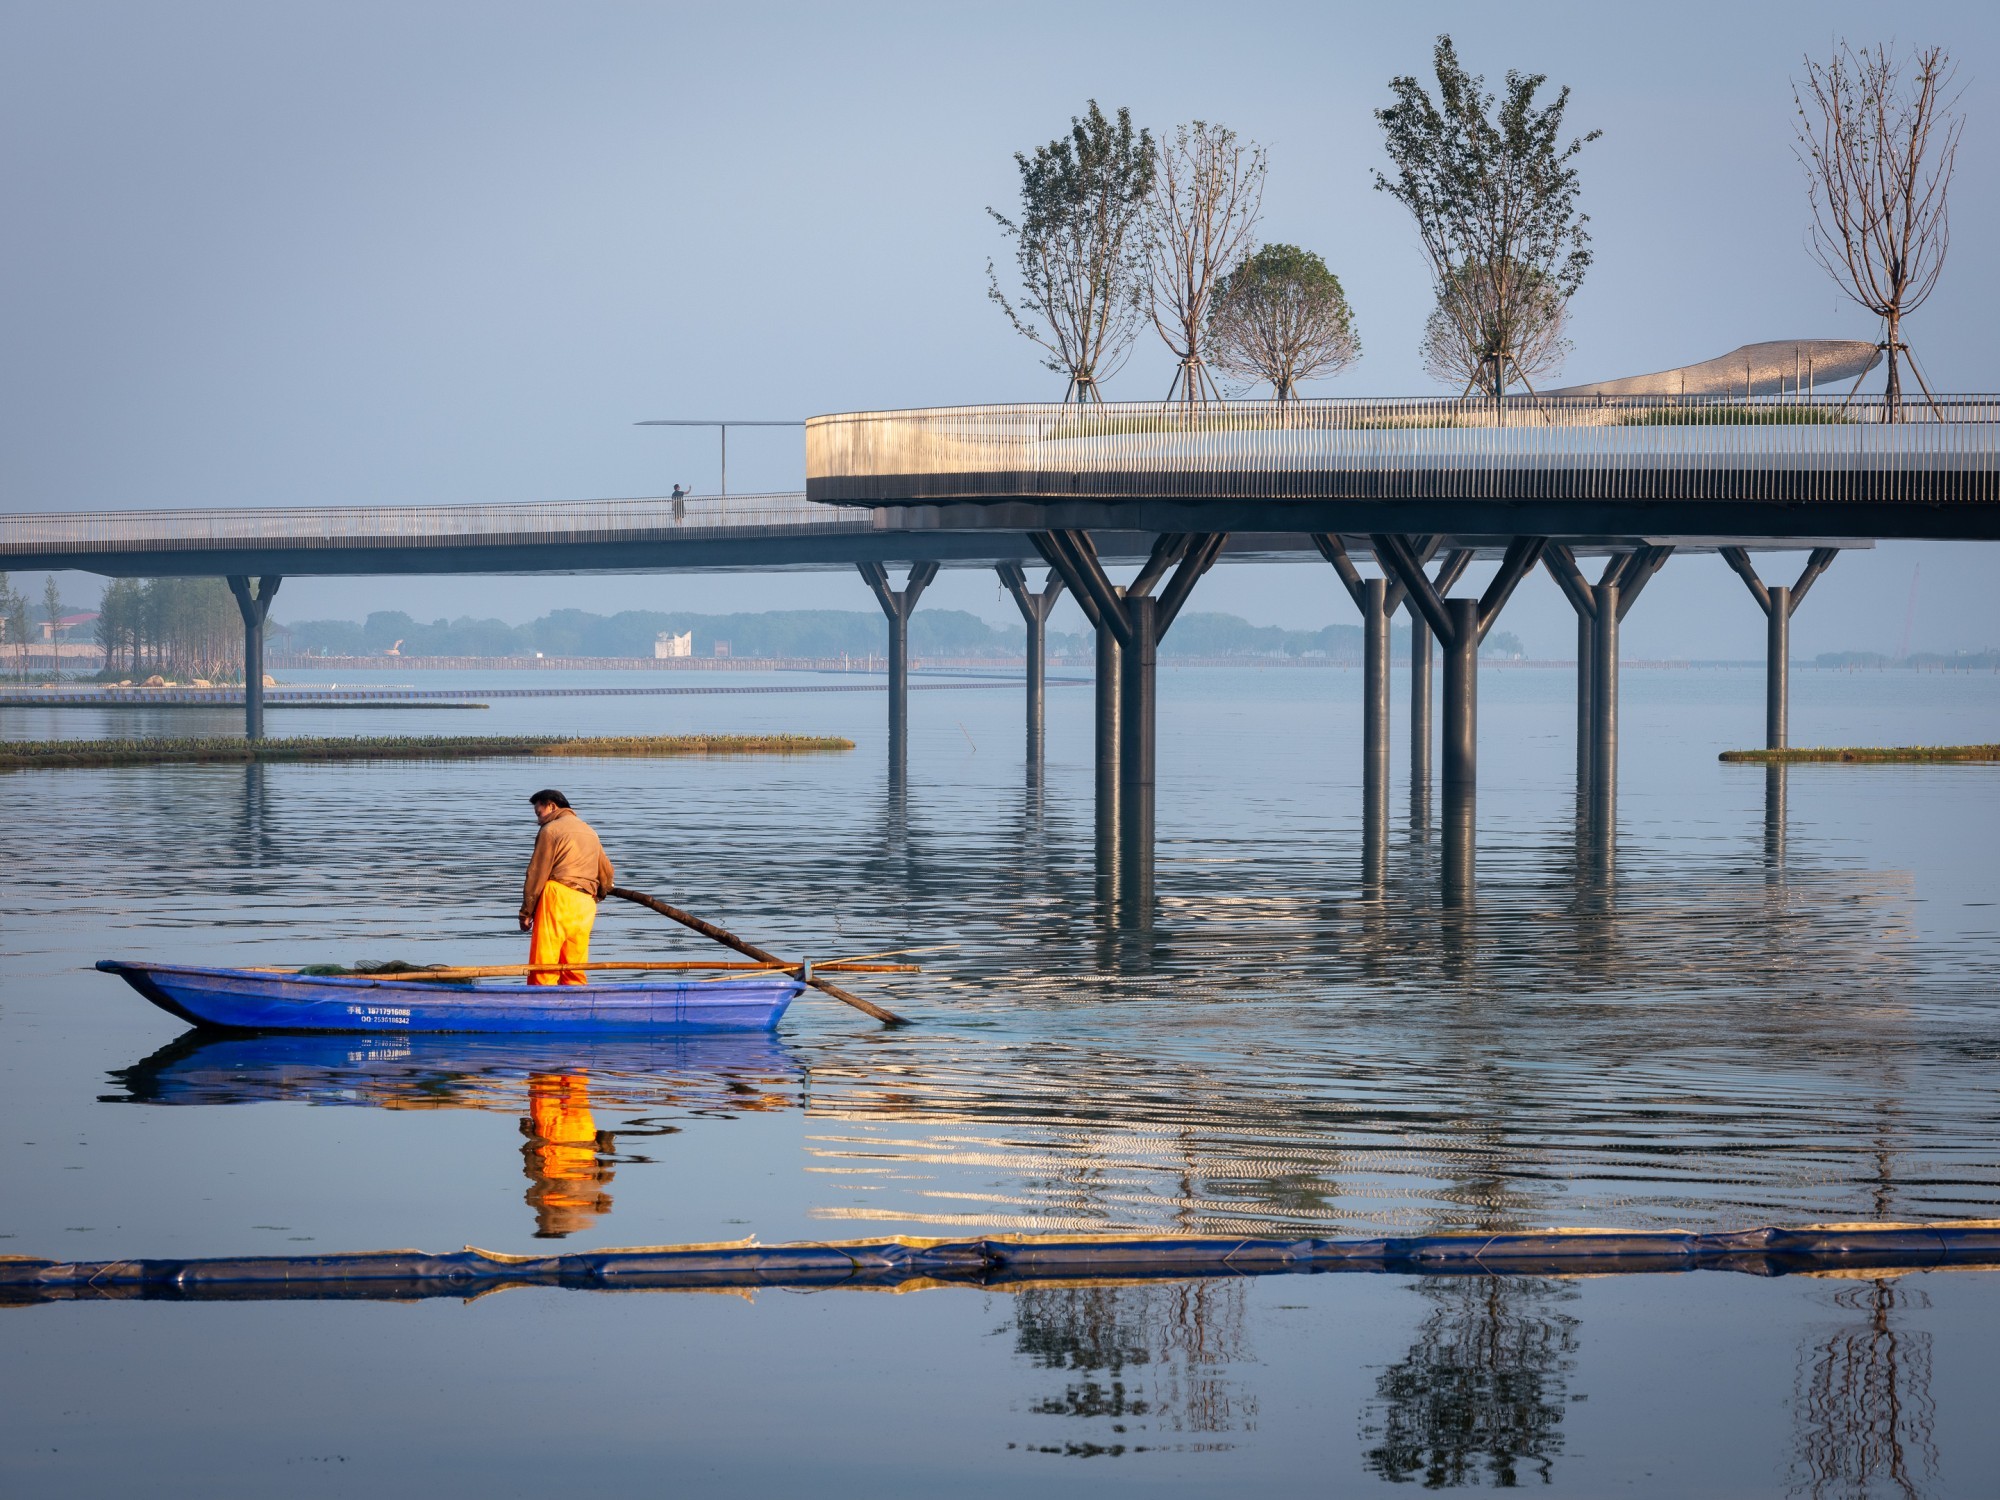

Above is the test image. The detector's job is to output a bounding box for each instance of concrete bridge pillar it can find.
[1361,578,1390,896]
[1410,614,1433,831]
[1312,535,1470,875]
[1441,597,1480,790]
[1721,547,1838,752]
[1766,585,1791,749]
[857,561,938,773]
[996,562,1064,769]
[1591,582,1620,826]
[1542,544,1673,816]
[226,576,282,741]
[1031,529,1226,921]
[1371,534,1546,850]
[1095,614,1122,869]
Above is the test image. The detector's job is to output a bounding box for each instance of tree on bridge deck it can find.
[1207,243,1361,401]
[1144,119,1266,404]
[1420,259,1568,400]
[1375,34,1599,409]
[1793,41,1963,422]
[987,101,1156,404]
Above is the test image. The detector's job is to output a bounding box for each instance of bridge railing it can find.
[806,396,2000,505]
[0,490,849,557]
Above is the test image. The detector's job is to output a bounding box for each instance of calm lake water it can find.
[4,662,1997,1494]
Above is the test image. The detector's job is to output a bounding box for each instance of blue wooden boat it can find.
[97,960,801,1034]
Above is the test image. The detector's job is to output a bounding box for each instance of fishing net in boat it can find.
[296,959,447,976]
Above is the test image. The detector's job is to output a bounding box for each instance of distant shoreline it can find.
[0,733,855,772]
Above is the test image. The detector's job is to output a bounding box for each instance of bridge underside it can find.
[824,494,1999,544]
[7,523,1861,579]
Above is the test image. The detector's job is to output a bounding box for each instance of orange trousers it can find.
[528,880,596,985]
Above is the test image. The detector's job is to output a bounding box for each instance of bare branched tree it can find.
[1207,243,1360,400]
[1144,121,1266,403]
[1794,42,1963,419]
[1420,260,1569,398]
[988,102,1156,402]
[1376,35,1599,408]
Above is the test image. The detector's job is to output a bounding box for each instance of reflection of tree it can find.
[1790,1277,1937,1500]
[1361,1275,1579,1487]
[1009,1278,1253,1456]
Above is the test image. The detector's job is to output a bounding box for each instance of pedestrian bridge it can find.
[806,395,2000,540]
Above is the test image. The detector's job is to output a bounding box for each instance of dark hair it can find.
[528,789,571,809]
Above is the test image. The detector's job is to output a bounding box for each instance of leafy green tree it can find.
[988,102,1156,402]
[7,592,28,678]
[1376,35,1599,403]
[1207,243,1360,400]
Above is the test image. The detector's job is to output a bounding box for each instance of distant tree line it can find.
[0,571,81,677]
[1816,649,1998,670]
[281,608,1028,661]
[0,573,35,673]
[94,577,244,680]
[276,605,1524,663]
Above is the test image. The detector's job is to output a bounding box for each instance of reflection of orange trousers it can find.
[529,880,596,985]
[523,1073,611,1237]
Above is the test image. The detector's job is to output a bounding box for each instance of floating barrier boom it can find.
[8,1222,2000,1305]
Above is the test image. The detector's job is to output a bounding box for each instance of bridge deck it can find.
[806,396,2000,541]
[9,393,1972,580]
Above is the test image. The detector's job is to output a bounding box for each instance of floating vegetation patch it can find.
[0,733,855,771]
[1721,744,2000,764]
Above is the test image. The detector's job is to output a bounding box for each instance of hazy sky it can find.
[3,0,1996,657]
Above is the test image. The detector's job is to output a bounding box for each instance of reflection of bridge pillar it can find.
[1442,782,1475,910]
[1764,763,1789,871]
[225,575,281,741]
[1441,597,1479,790]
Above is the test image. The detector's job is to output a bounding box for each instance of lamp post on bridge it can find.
[634,420,804,499]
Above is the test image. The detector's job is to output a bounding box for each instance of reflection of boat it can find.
[96,960,801,1033]
[102,1028,803,1111]
[105,1027,806,1242]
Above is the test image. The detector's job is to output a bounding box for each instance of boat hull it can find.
[97,960,800,1034]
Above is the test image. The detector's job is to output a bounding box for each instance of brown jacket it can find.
[521,808,615,921]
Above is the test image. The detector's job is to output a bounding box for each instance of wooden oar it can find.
[608,885,909,1027]
[811,944,959,965]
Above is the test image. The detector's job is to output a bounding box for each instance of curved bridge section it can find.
[807,397,2000,539]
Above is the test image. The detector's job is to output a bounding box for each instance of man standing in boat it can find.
[519,790,615,985]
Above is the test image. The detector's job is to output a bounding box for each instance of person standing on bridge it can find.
[519,790,615,985]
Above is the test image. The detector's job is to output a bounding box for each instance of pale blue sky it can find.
[2,0,1995,656]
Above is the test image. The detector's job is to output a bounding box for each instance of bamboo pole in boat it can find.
[247,959,917,981]
[607,885,909,1027]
